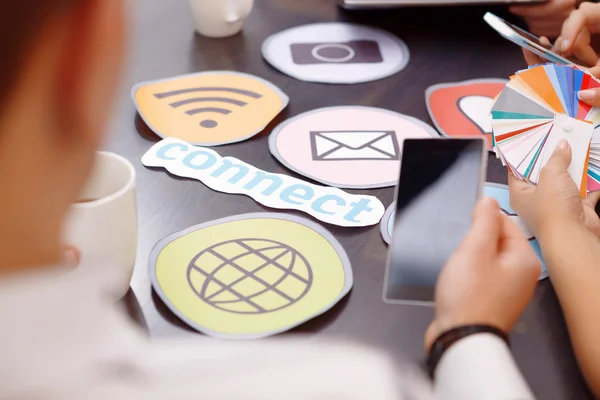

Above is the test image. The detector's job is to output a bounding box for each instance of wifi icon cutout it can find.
[154,87,263,128]
[133,71,290,146]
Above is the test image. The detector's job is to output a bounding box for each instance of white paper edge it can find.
[379,202,394,245]
[424,78,509,152]
[268,106,440,189]
[131,71,290,146]
[261,22,410,85]
[142,138,385,227]
[148,212,354,339]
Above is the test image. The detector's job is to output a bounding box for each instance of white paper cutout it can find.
[149,213,354,339]
[262,23,410,84]
[458,95,494,134]
[142,138,385,227]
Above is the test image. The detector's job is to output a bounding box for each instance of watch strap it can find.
[426,324,509,380]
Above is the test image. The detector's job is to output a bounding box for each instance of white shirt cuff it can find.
[435,333,535,400]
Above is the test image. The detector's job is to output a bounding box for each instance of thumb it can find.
[522,48,542,66]
[463,197,502,252]
[544,139,572,173]
[578,88,600,106]
[588,65,600,78]
[585,190,600,207]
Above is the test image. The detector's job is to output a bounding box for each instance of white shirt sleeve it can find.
[80,339,435,400]
[435,333,535,400]
[0,270,533,400]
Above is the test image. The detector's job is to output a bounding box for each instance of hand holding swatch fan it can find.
[491,64,600,197]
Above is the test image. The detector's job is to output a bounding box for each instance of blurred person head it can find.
[0,1,126,272]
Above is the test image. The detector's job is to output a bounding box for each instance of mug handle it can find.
[226,0,254,23]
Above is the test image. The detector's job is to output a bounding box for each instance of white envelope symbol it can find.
[458,96,494,135]
[310,130,400,161]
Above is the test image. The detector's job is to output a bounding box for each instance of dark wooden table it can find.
[111,1,592,398]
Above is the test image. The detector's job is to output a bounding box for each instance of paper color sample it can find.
[132,71,289,146]
[269,106,439,189]
[380,183,547,279]
[149,213,353,339]
[142,138,385,227]
[491,64,600,197]
[262,23,410,84]
[426,79,508,150]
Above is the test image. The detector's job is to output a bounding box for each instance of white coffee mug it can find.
[188,0,254,38]
[64,152,137,299]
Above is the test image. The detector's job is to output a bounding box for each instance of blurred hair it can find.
[0,1,77,111]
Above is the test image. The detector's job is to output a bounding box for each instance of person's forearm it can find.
[538,220,600,397]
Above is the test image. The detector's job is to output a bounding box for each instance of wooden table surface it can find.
[112,1,592,398]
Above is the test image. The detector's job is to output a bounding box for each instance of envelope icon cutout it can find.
[310,130,400,161]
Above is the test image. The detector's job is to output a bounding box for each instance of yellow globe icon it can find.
[150,213,353,339]
[189,238,312,314]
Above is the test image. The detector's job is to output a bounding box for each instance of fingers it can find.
[561,5,600,52]
[559,18,597,66]
[464,197,502,253]
[499,212,530,244]
[551,35,563,52]
[572,45,599,67]
[587,65,600,78]
[498,215,542,279]
[498,214,534,260]
[528,22,565,38]
[539,36,552,48]
[508,172,534,193]
[508,173,535,215]
[585,190,600,207]
[543,139,572,174]
[569,30,598,66]
[510,0,574,18]
[578,1,600,28]
[573,45,599,68]
[560,9,588,52]
[578,88,600,106]
[523,48,544,66]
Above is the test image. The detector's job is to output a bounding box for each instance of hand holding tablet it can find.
[424,197,541,349]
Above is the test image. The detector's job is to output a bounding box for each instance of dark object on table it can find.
[291,40,383,65]
[339,0,546,8]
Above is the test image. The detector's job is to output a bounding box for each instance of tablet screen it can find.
[384,139,485,304]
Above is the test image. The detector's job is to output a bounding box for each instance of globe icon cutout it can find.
[187,238,313,314]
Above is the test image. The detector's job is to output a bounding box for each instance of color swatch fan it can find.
[491,64,600,195]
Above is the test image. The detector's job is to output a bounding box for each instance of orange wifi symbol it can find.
[133,71,289,146]
[154,87,263,128]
